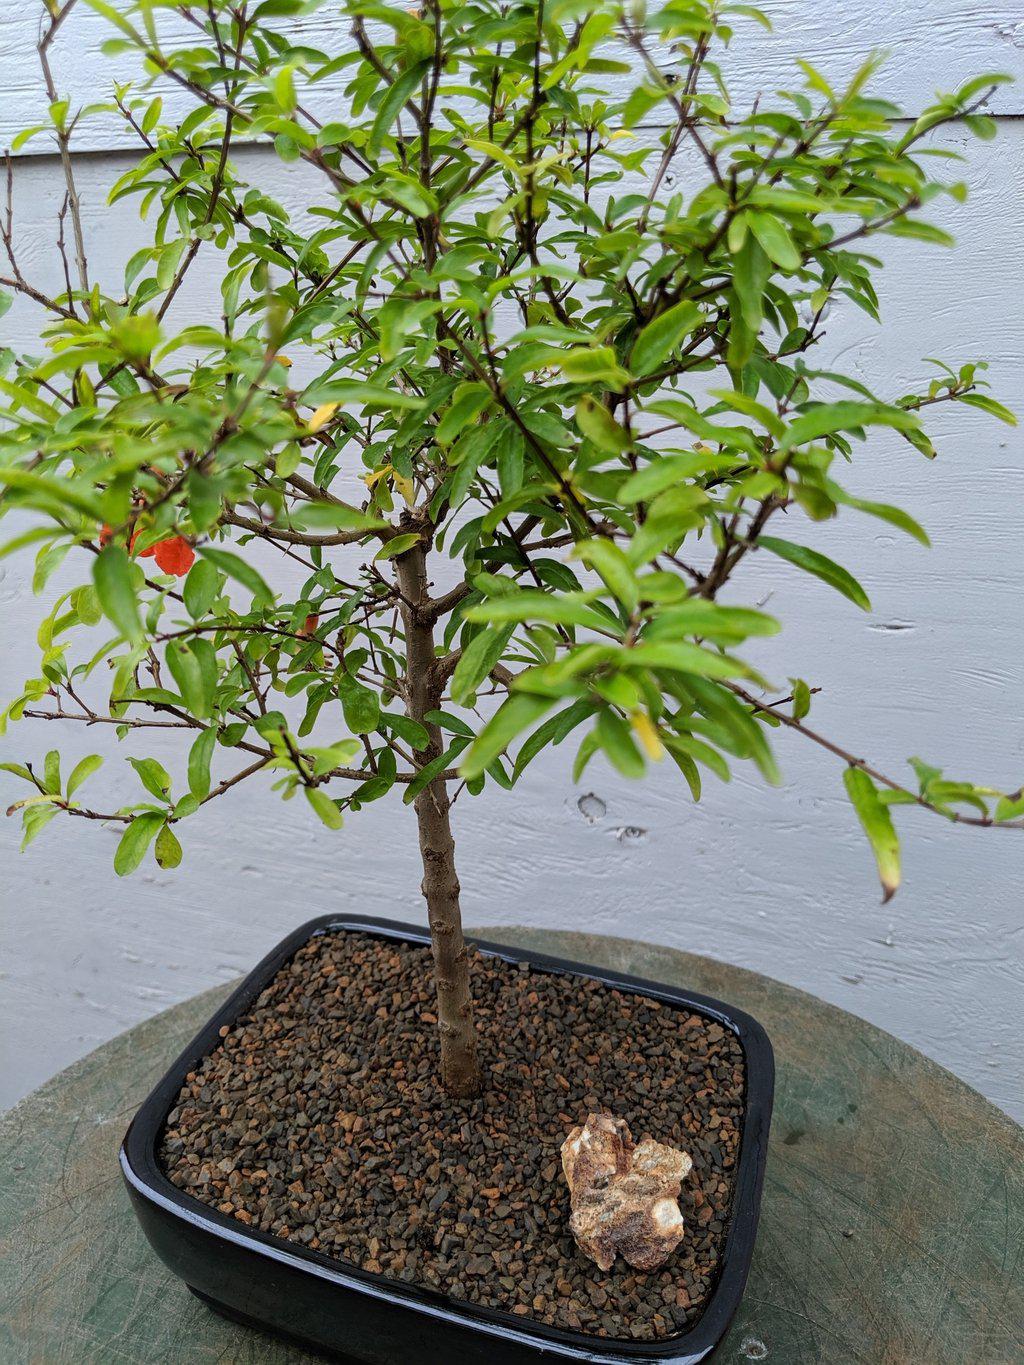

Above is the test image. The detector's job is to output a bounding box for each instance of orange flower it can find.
[128,528,194,576]
[152,536,195,577]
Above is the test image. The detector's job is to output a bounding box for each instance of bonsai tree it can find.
[1,0,1020,1098]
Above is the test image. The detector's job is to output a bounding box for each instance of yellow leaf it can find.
[364,464,392,489]
[391,470,415,508]
[631,711,665,761]
[308,401,339,433]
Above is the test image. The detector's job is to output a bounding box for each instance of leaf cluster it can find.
[0,0,1019,895]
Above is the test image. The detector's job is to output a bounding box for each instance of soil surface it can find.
[160,930,746,1342]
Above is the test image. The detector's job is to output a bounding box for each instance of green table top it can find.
[1,926,1022,1364]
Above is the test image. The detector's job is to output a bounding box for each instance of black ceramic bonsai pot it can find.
[121,915,774,1363]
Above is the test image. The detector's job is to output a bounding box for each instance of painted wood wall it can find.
[1,3,1021,1122]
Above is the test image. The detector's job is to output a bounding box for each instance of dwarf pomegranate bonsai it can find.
[1,0,1020,1098]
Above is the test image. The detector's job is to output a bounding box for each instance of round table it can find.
[1,927,1021,1364]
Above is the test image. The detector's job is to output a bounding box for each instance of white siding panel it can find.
[2,1,1024,156]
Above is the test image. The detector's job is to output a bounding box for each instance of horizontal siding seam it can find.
[7,113,1024,164]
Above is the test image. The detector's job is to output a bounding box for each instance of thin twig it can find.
[728,683,1024,831]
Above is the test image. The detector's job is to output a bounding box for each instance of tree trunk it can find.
[395,526,482,1099]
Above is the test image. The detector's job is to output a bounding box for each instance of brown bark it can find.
[395,523,482,1098]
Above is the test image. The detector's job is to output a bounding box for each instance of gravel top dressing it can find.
[160,930,746,1343]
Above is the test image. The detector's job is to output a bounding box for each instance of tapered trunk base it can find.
[398,531,482,1100]
[416,783,482,1100]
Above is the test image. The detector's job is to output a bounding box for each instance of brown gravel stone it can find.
[160,930,745,1343]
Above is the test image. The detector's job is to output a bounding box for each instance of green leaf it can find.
[731,234,771,335]
[0,526,55,562]
[128,756,172,803]
[187,473,222,533]
[956,392,1017,426]
[305,786,344,829]
[42,749,61,795]
[381,174,438,219]
[141,96,162,135]
[197,548,274,607]
[664,732,730,782]
[351,748,398,804]
[8,793,62,815]
[791,679,812,720]
[34,543,71,596]
[461,695,553,780]
[994,790,1024,822]
[708,387,786,440]
[548,345,629,391]
[0,467,103,518]
[66,754,103,798]
[378,299,442,361]
[337,672,380,734]
[630,300,703,376]
[643,399,763,457]
[303,379,425,411]
[780,402,920,452]
[644,601,779,643]
[619,453,727,504]
[274,64,297,114]
[927,780,989,815]
[514,699,595,775]
[93,546,143,642]
[830,489,930,546]
[424,709,475,738]
[843,767,901,903]
[436,383,492,445]
[571,729,601,782]
[758,536,871,611]
[21,802,59,850]
[596,709,644,778]
[666,743,702,800]
[684,676,781,785]
[446,420,505,506]
[187,728,217,801]
[403,738,471,804]
[294,503,388,533]
[369,61,430,155]
[576,539,638,612]
[796,57,835,98]
[82,0,143,42]
[165,640,211,719]
[11,126,47,153]
[154,823,183,869]
[309,739,362,775]
[450,625,514,705]
[496,426,525,496]
[885,219,954,247]
[374,533,421,561]
[379,712,430,751]
[465,591,613,633]
[113,813,165,877]
[183,559,221,619]
[747,211,802,271]
[624,641,754,680]
[575,396,631,453]
[74,584,102,627]
[0,761,35,783]
[0,377,59,423]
